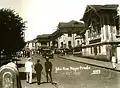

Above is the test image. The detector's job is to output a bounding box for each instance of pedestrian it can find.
[111,54,117,69]
[34,59,43,85]
[25,56,33,84]
[45,56,53,84]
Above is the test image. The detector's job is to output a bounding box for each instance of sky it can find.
[0,0,120,41]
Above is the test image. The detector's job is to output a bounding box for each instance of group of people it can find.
[25,56,53,85]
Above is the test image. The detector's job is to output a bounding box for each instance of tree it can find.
[0,8,26,56]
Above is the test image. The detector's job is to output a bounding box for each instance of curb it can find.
[58,55,120,72]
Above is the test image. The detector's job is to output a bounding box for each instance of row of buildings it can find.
[26,4,120,63]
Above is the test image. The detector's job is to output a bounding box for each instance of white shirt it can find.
[25,61,33,72]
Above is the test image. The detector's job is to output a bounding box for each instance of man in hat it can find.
[25,56,33,84]
[45,56,53,83]
[34,59,43,85]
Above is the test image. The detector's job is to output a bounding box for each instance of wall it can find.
[82,23,117,61]
[57,33,76,49]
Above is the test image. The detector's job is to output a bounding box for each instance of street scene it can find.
[17,54,120,88]
[0,0,120,88]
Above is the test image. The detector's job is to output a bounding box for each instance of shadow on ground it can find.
[19,72,36,80]
[29,82,57,85]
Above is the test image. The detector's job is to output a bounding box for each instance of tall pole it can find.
[73,24,75,48]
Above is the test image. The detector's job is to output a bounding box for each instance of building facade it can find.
[37,34,51,48]
[26,39,38,50]
[57,20,85,49]
[81,4,120,62]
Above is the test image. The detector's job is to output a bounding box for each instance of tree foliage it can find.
[0,8,26,55]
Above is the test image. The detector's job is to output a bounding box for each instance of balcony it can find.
[75,35,83,39]
[89,37,101,44]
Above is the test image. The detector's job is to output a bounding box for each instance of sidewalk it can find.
[58,55,120,72]
[17,57,56,88]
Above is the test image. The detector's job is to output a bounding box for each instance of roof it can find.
[58,20,85,28]
[51,30,60,37]
[49,20,85,38]
[36,34,52,42]
[37,34,51,38]
[82,4,118,22]
[92,4,118,10]
[37,21,85,40]
[86,4,118,13]
[27,39,37,43]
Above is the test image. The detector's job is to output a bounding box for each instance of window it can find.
[116,25,120,35]
[68,41,71,45]
[76,32,80,36]
[94,46,97,55]
[91,47,93,54]
[77,40,79,45]
[64,44,66,48]
[116,17,120,35]
[32,43,35,47]
[104,16,108,25]
[99,45,101,53]
[41,41,47,45]
[81,40,82,44]
[68,33,72,37]
[68,41,72,48]
[97,25,101,35]
[61,42,63,48]
[88,30,90,38]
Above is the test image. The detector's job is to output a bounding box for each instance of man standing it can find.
[111,54,117,69]
[25,56,33,84]
[45,56,53,83]
[34,59,43,85]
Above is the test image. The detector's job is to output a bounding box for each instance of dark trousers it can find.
[36,73,41,84]
[46,71,53,83]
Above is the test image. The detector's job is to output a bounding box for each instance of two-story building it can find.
[81,4,120,62]
[56,20,85,49]
[37,34,51,47]
[26,39,38,50]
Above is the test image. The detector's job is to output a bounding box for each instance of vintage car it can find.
[54,48,61,54]
[41,48,54,58]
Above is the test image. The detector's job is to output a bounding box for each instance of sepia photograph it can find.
[0,0,120,88]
